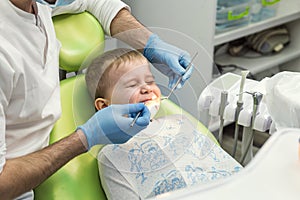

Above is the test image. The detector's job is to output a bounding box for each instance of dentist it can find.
[0,0,193,199]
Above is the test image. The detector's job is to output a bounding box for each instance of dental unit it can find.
[198,72,272,163]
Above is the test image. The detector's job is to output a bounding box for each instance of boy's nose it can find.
[141,85,153,94]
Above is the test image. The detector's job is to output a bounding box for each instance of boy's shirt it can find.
[98,115,242,199]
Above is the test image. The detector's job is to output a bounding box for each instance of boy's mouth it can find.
[140,95,159,104]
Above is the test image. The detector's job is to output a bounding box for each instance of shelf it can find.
[215,45,300,75]
[214,19,300,74]
[214,0,300,46]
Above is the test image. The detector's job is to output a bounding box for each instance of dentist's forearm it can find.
[110,8,152,51]
[0,130,87,199]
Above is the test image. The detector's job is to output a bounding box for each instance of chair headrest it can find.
[53,12,105,72]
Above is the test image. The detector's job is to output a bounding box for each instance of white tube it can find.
[238,70,250,102]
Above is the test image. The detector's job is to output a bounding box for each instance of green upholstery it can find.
[34,75,105,200]
[34,11,106,200]
[53,12,105,72]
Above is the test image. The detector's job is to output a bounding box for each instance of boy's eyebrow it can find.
[124,74,155,82]
[123,77,138,84]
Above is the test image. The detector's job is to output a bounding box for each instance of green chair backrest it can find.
[34,75,105,200]
[34,11,106,200]
[53,12,105,72]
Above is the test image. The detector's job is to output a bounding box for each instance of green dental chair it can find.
[34,12,216,200]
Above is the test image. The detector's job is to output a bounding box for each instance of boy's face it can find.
[98,58,161,108]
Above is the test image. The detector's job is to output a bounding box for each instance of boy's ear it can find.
[95,98,110,111]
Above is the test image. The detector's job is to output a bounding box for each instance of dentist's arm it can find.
[110,8,152,51]
[0,103,150,199]
[0,131,87,199]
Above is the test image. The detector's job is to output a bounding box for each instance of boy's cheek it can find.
[127,88,142,103]
[129,93,139,104]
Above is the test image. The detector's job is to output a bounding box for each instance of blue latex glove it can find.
[143,34,194,89]
[77,103,150,150]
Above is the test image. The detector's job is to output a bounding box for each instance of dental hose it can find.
[218,91,228,146]
[240,92,263,165]
[232,101,243,157]
[232,70,249,157]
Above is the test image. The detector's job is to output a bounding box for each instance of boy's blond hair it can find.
[85,48,146,100]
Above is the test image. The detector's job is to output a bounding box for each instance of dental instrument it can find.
[130,111,141,127]
[240,92,263,165]
[160,52,198,101]
[218,91,228,145]
[232,70,249,157]
[131,52,198,127]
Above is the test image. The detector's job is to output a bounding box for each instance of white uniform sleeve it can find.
[51,0,130,36]
[98,153,140,200]
[0,51,14,174]
[0,104,6,174]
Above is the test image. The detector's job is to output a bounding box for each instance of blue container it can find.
[218,0,251,7]
[251,0,280,23]
[216,2,251,33]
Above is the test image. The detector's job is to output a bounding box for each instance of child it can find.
[85,48,242,200]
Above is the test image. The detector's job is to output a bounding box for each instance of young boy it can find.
[85,48,242,200]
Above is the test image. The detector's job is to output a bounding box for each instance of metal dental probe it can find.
[130,52,198,127]
[130,111,141,127]
[240,92,263,165]
[160,52,198,101]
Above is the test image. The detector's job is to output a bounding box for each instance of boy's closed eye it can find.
[146,80,155,85]
[126,80,139,88]
[145,75,156,84]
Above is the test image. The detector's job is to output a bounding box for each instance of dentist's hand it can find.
[77,103,150,150]
[143,34,194,89]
